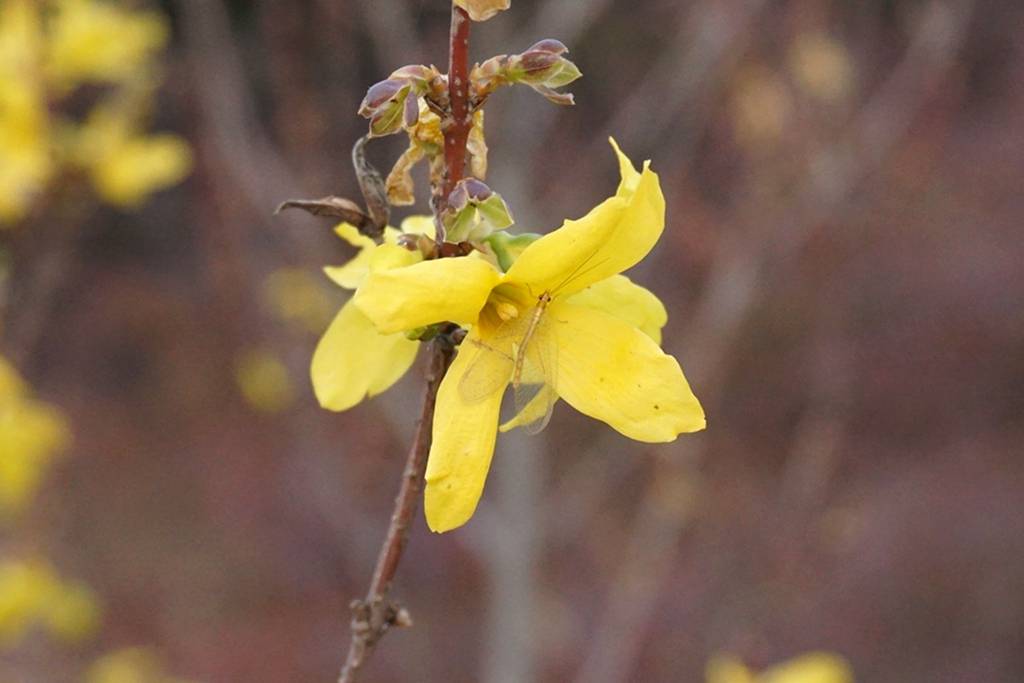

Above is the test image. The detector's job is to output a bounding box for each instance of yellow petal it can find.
[354,257,500,334]
[566,274,667,345]
[325,224,425,289]
[400,214,436,238]
[505,141,665,297]
[424,327,506,532]
[324,262,368,290]
[324,224,375,289]
[368,241,422,272]
[761,653,854,683]
[552,301,704,441]
[311,300,419,411]
[335,222,376,250]
[610,137,642,197]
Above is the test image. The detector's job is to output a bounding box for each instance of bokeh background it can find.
[2,0,1023,681]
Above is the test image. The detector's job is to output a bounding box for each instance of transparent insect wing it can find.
[510,310,558,434]
[458,331,515,404]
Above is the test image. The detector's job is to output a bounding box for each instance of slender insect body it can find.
[512,291,553,389]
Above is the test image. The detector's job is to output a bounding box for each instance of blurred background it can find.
[2,0,1023,681]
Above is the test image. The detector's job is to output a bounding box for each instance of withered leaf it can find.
[468,110,488,179]
[387,145,425,206]
[275,196,371,227]
[352,136,390,234]
[454,0,511,21]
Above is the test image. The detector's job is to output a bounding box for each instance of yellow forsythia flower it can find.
[73,101,192,208]
[0,356,69,516]
[263,268,337,334]
[46,0,168,88]
[707,652,855,683]
[0,560,100,645]
[234,349,295,414]
[310,216,435,412]
[354,140,705,531]
[0,0,53,222]
[0,0,189,223]
[87,647,195,683]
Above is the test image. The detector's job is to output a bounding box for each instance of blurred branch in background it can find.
[571,3,976,682]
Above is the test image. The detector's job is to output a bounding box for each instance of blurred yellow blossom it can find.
[731,65,792,149]
[73,101,192,207]
[707,652,855,683]
[263,268,338,334]
[87,647,195,683]
[0,560,100,645]
[235,349,296,414]
[0,0,53,222]
[46,0,168,88]
[788,32,854,104]
[0,0,189,224]
[0,356,69,516]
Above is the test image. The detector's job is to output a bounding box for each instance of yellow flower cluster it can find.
[312,141,705,532]
[0,559,99,645]
[707,652,855,683]
[0,0,190,223]
[0,355,68,517]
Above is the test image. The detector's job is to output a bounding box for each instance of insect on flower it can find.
[458,250,610,433]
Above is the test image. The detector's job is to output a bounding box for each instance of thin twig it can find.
[338,339,455,683]
[337,5,474,681]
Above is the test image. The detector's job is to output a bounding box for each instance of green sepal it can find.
[485,231,542,271]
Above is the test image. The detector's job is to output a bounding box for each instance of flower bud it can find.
[525,39,568,55]
[443,179,513,242]
[471,41,581,107]
[358,65,444,137]
[359,79,405,117]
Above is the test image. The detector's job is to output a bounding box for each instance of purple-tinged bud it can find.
[533,85,575,106]
[403,93,420,128]
[360,79,405,115]
[443,179,513,242]
[390,64,435,83]
[369,85,412,137]
[461,178,493,200]
[517,51,562,79]
[526,39,568,55]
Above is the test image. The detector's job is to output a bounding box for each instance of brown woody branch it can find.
[442,6,473,201]
[338,338,455,683]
